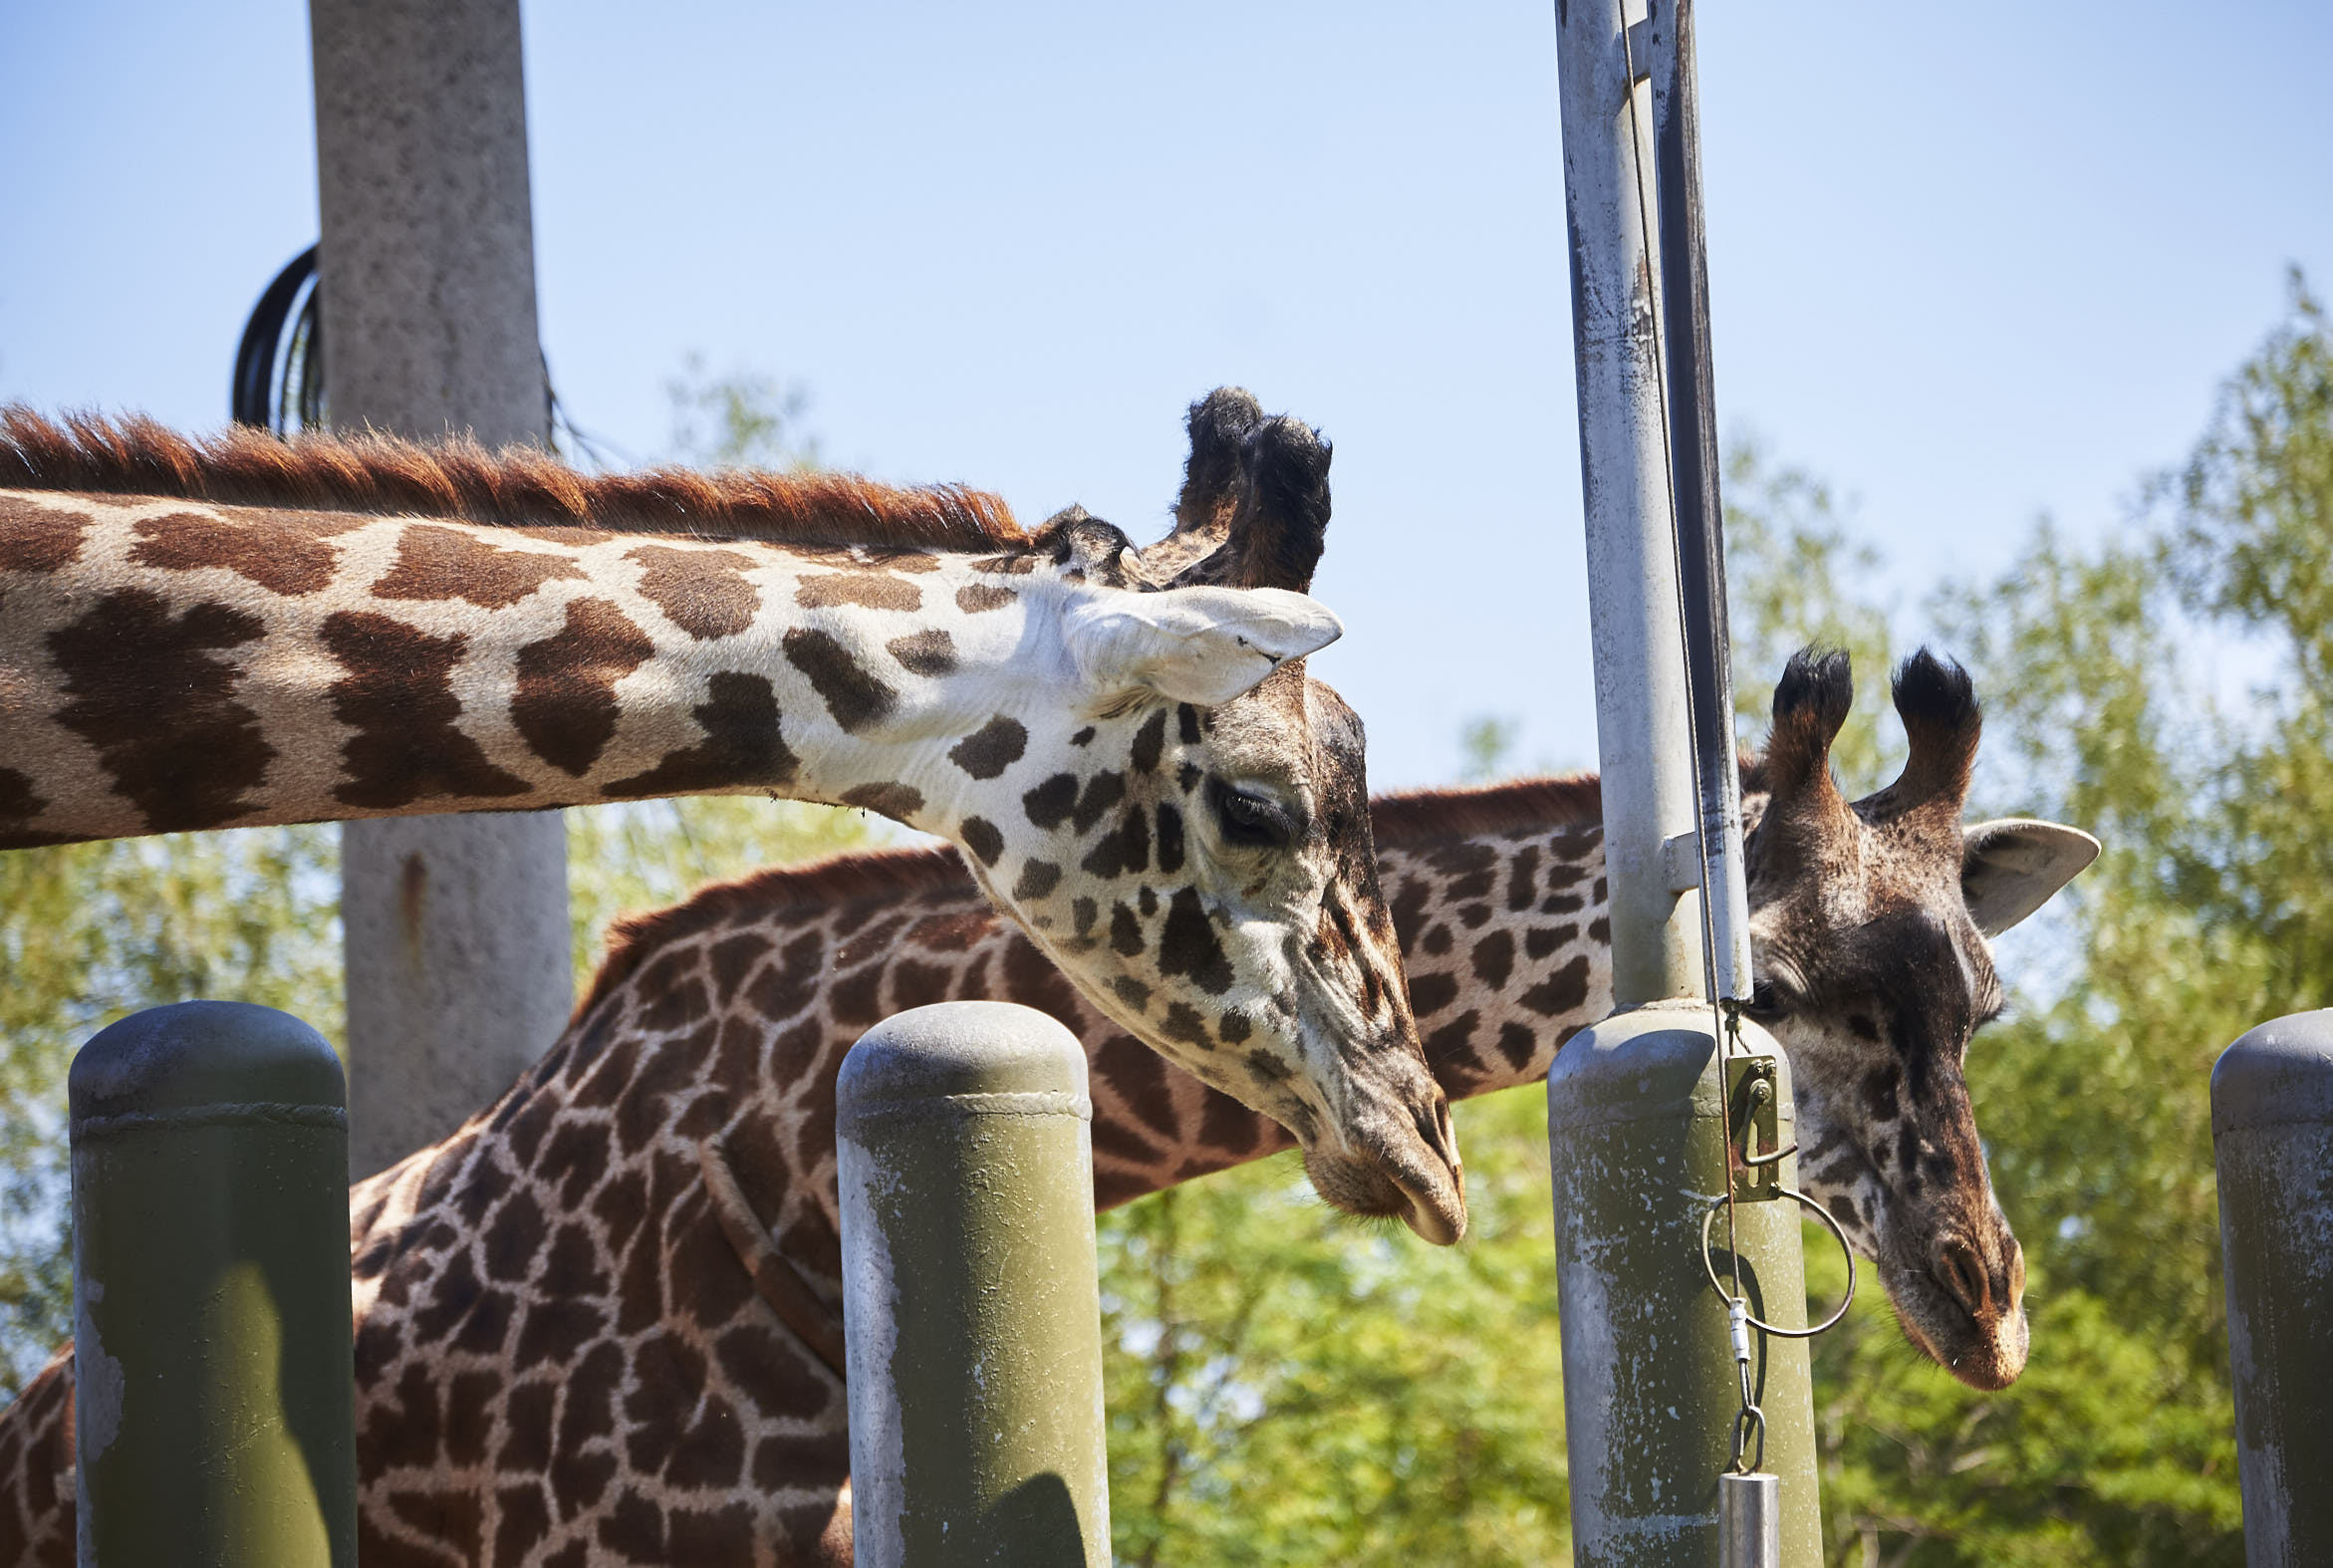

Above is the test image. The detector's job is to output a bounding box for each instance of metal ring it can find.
[1699,1186,1857,1339]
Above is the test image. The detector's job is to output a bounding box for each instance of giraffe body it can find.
[0,397,1463,1243]
[0,725,2096,1564]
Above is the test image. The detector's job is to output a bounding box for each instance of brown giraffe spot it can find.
[500,1381,558,1472]
[1525,922,1579,958]
[1071,724,1097,746]
[1542,893,1586,915]
[1162,1001,1213,1048]
[50,589,274,831]
[444,1370,501,1463]
[1425,1010,1480,1073]
[1071,770,1126,833]
[0,497,91,571]
[1159,889,1233,994]
[795,570,921,612]
[1422,923,1452,956]
[887,627,956,675]
[1022,772,1078,829]
[1507,845,1542,911]
[959,815,1004,866]
[320,612,532,809]
[605,671,799,797]
[1499,1022,1539,1070]
[1471,929,1515,990]
[1200,1086,1269,1154]
[1002,932,1083,1020]
[866,548,944,574]
[625,543,760,640]
[1109,903,1145,956]
[908,909,993,950]
[1456,902,1492,929]
[744,931,823,1020]
[1130,707,1167,772]
[782,627,897,731]
[1139,885,1159,917]
[372,522,585,608]
[892,956,951,1009]
[719,1324,828,1422]
[129,508,357,596]
[1519,954,1593,1016]
[1112,975,1152,1013]
[832,961,885,1025]
[0,767,49,837]
[948,714,1028,779]
[1177,760,1202,793]
[511,597,656,776]
[1176,703,1201,743]
[1156,802,1185,873]
[971,551,1039,575]
[1589,915,1612,943]
[494,1484,553,1564]
[1218,1009,1252,1044]
[1082,806,1150,877]
[842,780,925,821]
[1864,1064,1901,1120]
[1093,1114,1164,1166]
[1012,858,1061,901]
[1096,1033,1176,1137]
[482,1189,549,1283]
[955,582,1015,614]
[388,1486,483,1560]
[1408,972,1460,1017]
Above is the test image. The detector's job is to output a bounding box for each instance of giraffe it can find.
[0,656,2097,1566]
[0,394,1464,1244]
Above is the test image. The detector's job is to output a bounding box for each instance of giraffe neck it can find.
[1,487,1090,847]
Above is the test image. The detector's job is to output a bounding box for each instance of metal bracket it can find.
[1724,1054,1787,1199]
[1662,829,1701,894]
[1625,17,1655,84]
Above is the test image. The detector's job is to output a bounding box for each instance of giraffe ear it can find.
[1064,585,1343,706]
[1961,819,2101,935]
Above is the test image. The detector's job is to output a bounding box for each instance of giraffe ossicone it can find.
[0,392,1462,1244]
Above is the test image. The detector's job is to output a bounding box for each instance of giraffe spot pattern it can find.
[606,672,799,798]
[1130,708,1167,772]
[129,508,357,595]
[842,781,924,822]
[1011,859,1061,901]
[886,627,956,676]
[48,589,276,831]
[0,497,91,571]
[959,816,1004,866]
[1159,889,1233,994]
[320,611,533,810]
[947,715,1027,779]
[373,522,586,608]
[955,583,1015,614]
[794,570,921,613]
[512,597,656,776]
[1022,772,1078,829]
[626,544,761,640]
[781,627,897,732]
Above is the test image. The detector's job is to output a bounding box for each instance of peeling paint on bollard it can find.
[70,1000,357,1568]
[2211,1008,2333,1567]
[837,1002,1110,1568]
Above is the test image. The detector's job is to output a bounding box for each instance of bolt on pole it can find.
[2211,1008,2333,1566]
[70,1001,357,1567]
[837,1002,1112,1568]
[1546,0,1822,1561]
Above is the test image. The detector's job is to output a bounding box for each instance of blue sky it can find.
[5,2,2327,787]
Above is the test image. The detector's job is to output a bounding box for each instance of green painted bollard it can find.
[1547,1002,1822,1567]
[70,1000,357,1568]
[2211,1008,2333,1567]
[837,1002,1110,1568]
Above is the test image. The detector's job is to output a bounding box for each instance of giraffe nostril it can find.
[1936,1237,1988,1318]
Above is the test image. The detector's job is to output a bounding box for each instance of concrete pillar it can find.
[308,0,574,1176]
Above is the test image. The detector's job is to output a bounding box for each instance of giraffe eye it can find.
[1207,778,1294,850]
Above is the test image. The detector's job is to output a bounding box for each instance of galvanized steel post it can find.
[1548,0,1822,1560]
[2210,1008,2333,1566]
[836,1002,1111,1568]
[70,1000,357,1567]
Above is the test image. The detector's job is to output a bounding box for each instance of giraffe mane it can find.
[1366,773,1605,842]
[0,405,1026,552]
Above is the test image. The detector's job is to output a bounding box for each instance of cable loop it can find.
[1699,1187,1858,1339]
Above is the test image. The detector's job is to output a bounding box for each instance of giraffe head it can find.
[1741,649,2097,1388]
[956,391,1462,1243]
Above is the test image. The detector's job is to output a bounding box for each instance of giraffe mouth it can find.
[1301,1094,1467,1245]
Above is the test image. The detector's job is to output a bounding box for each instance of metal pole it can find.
[306,0,576,1177]
[1547,0,1821,1560]
[70,1001,357,1567]
[2210,1008,2333,1567]
[837,1002,1111,1568]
